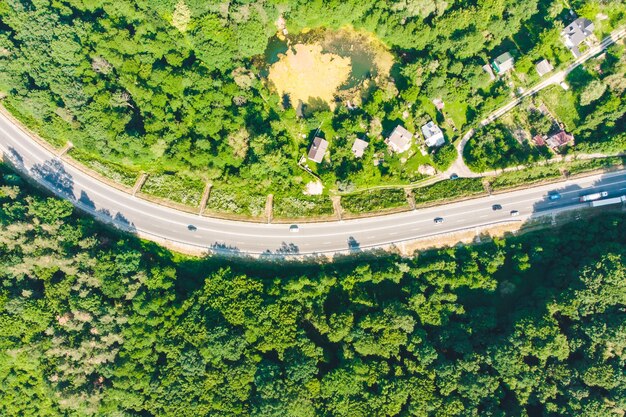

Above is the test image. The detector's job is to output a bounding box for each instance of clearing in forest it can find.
[268,44,351,108]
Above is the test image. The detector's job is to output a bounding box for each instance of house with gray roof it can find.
[307,137,328,163]
[535,59,554,77]
[351,138,369,158]
[562,17,595,57]
[385,125,413,153]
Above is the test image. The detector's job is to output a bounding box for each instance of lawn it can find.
[444,100,468,130]
[538,86,579,130]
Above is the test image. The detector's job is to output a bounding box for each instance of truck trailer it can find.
[589,195,626,207]
[580,191,608,202]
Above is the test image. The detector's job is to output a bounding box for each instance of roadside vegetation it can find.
[140,172,205,207]
[1,1,624,211]
[68,148,140,188]
[413,177,486,206]
[273,194,335,219]
[487,156,626,190]
[341,188,408,214]
[1,163,626,416]
[205,188,267,218]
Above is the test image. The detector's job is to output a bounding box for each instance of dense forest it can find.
[0,0,624,211]
[1,163,625,416]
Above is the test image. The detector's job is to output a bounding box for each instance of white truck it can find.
[589,195,626,207]
[580,191,608,202]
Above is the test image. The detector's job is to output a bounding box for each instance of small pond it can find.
[263,28,389,90]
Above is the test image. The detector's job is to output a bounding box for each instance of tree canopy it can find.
[1,0,623,210]
[1,163,625,416]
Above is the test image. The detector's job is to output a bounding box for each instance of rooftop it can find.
[535,59,554,77]
[493,52,514,74]
[351,138,369,158]
[385,125,413,153]
[546,130,574,149]
[307,137,328,163]
[421,121,445,148]
[562,17,594,56]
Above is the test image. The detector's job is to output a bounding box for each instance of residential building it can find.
[535,59,554,77]
[351,138,369,158]
[307,137,328,163]
[492,52,514,74]
[532,134,546,147]
[421,121,445,148]
[482,63,496,80]
[562,17,595,57]
[546,130,574,149]
[432,98,445,111]
[385,125,413,153]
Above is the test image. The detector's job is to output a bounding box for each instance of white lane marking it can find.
[2,121,626,242]
[7,132,626,241]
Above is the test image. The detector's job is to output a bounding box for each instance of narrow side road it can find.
[445,26,626,179]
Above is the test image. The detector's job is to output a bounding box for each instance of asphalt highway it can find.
[1,111,625,256]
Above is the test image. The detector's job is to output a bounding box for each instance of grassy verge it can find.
[488,165,562,190]
[141,173,205,207]
[565,156,625,175]
[488,156,625,191]
[68,148,139,188]
[413,178,485,206]
[273,195,335,218]
[3,99,69,148]
[341,188,407,214]
[205,188,266,217]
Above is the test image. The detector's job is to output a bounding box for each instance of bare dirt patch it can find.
[393,221,525,256]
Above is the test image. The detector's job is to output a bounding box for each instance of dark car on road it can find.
[492,204,502,211]
[434,217,444,224]
[187,224,197,231]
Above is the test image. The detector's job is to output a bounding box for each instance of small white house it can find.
[421,121,445,148]
[351,138,369,158]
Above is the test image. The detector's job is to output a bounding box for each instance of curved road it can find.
[2,111,626,256]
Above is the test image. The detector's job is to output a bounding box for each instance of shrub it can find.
[273,195,334,218]
[206,189,266,217]
[342,188,407,213]
[413,178,485,205]
[141,173,205,207]
[69,149,138,188]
